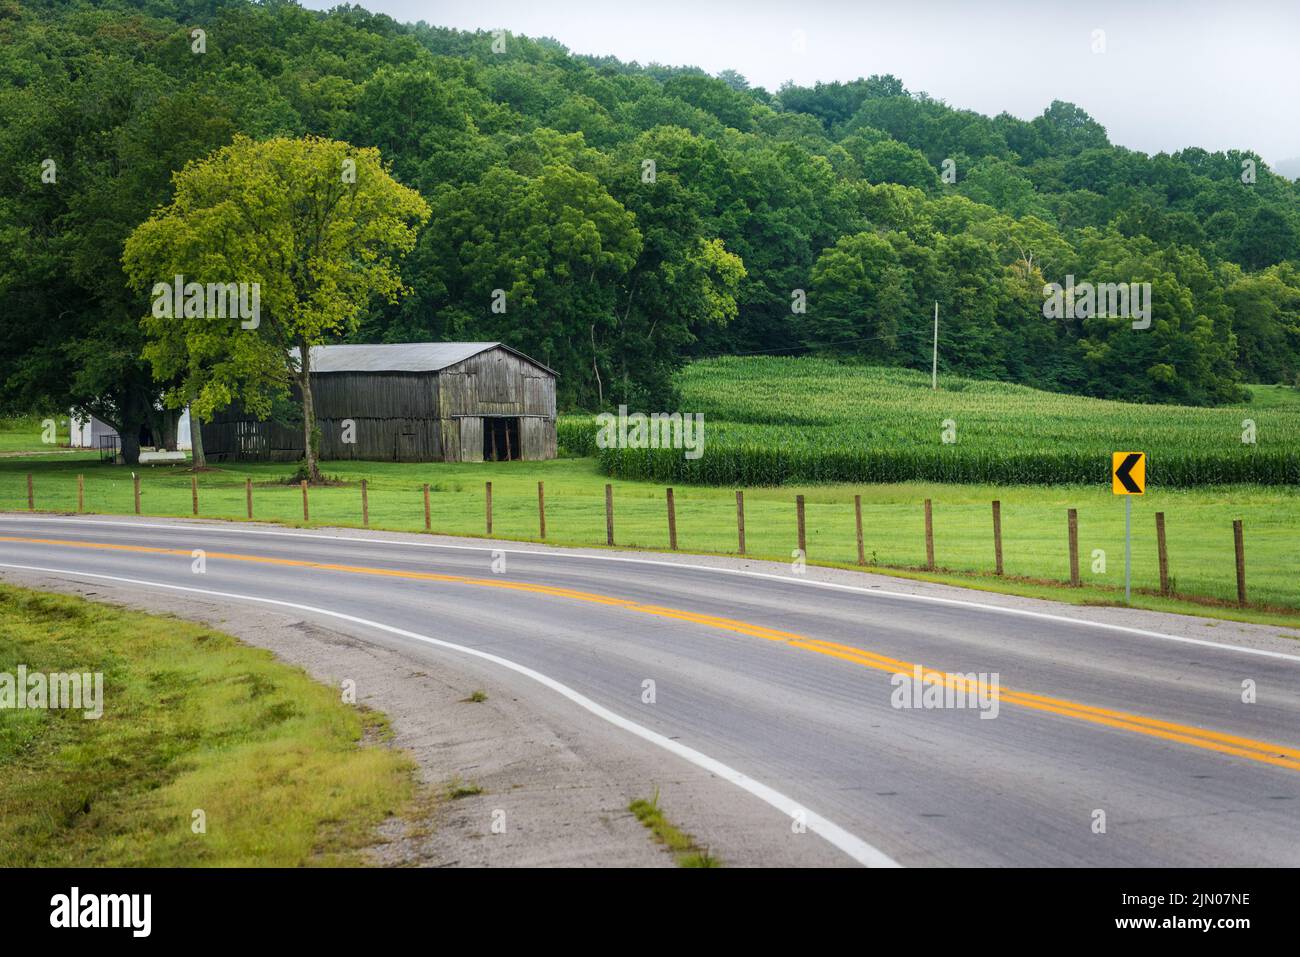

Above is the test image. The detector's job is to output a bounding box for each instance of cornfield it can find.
[564,357,1300,487]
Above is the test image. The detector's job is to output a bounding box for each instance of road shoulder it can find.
[0,565,841,867]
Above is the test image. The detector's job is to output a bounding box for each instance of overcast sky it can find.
[300,0,1300,167]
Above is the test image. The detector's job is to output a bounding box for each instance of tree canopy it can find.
[3,0,1299,426]
[123,135,429,479]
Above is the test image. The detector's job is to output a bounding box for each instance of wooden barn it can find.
[202,343,557,463]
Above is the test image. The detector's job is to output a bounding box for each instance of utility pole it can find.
[931,301,938,390]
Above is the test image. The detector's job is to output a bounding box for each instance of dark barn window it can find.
[483,417,520,461]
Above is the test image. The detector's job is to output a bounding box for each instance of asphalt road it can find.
[3,513,1298,867]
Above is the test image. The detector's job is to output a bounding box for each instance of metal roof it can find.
[289,342,556,376]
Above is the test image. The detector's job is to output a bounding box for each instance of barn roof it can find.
[291,342,556,376]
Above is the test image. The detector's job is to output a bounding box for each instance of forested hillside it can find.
[3,0,1299,428]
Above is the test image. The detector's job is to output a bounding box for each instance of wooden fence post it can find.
[605,484,614,546]
[191,475,199,516]
[666,487,677,551]
[77,474,84,513]
[924,499,935,570]
[735,490,746,555]
[1233,520,1247,607]
[26,473,33,510]
[423,483,431,531]
[301,480,309,522]
[133,474,141,515]
[360,479,369,527]
[485,481,493,535]
[1068,508,1080,586]
[537,481,546,539]
[796,495,806,557]
[854,494,865,565]
[245,478,253,520]
[1155,511,1169,596]
[992,500,1003,576]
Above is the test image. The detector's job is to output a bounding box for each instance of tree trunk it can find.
[590,323,604,406]
[107,383,153,466]
[190,410,207,469]
[299,341,322,483]
[142,406,163,450]
[118,428,141,466]
[160,408,179,451]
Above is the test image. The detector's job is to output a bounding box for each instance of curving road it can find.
[2,512,1298,867]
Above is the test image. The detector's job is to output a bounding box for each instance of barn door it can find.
[519,417,542,460]
[459,417,483,462]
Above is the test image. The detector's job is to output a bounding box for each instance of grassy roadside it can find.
[0,583,417,866]
[2,452,1298,626]
[629,792,720,868]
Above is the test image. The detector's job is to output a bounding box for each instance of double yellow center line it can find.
[5,533,1298,772]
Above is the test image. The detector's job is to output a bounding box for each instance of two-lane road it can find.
[2,513,1297,866]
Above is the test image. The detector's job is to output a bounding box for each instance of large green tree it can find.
[414,162,643,407]
[123,135,429,482]
[0,56,237,463]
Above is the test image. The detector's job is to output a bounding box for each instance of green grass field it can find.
[562,358,1300,486]
[0,583,416,866]
[0,415,69,453]
[3,452,1296,622]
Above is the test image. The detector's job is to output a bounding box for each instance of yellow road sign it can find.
[1112,451,1146,495]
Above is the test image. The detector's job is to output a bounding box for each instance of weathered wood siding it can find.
[201,345,556,463]
[458,417,483,462]
[204,404,301,462]
[439,348,557,462]
[313,372,441,461]
[520,416,556,459]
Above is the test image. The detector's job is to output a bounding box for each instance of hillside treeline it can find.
[2,0,1299,435]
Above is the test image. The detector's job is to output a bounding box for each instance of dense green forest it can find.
[3,0,1300,444]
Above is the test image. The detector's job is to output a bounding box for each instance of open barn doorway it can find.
[482,417,521,461]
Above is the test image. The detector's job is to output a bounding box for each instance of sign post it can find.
[1111,452,1146,603]
[1125,495,1131,602]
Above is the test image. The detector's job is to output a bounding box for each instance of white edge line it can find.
[0,560,901,869]
[6,513,1299,664]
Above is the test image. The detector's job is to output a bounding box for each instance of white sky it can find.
[300,0,1300,166]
